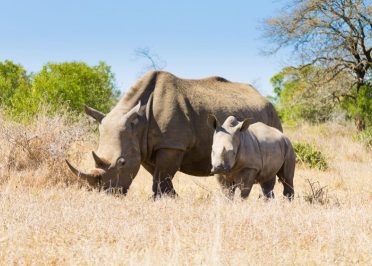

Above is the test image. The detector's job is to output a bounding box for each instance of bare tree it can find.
[134,47,167,72]
[264,0,371,89]
[263,0,371,128]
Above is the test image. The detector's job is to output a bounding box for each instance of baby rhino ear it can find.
[207,114,219,129]
[238,118,251,132]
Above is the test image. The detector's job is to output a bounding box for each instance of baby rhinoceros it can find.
[208,115,295,200]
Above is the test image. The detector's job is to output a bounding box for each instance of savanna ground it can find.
[0,113,371,265]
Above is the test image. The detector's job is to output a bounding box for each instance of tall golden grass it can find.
[0,113,371,265]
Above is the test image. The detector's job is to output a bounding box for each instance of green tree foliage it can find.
[270,66,338,124]
[341,83,372,129]
[0,60,31,107]
[1,61,120,121]
[271,66,372,127]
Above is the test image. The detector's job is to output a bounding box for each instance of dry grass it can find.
[0,115,371,265]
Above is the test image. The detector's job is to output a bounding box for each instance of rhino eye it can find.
[117,157,126,168]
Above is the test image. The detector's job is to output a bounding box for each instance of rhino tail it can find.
[267,102,283,132]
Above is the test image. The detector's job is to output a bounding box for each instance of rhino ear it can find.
[207,115,219,130]
[84,105,105,123]
[238,118,251,132]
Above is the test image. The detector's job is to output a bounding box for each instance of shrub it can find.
[270,66,340,125]
[0,60,31,107]
[271,66,372,129]
[0,108,95,187]
[1,61,120,122]
[353,130,372,150]
[341,83,372,130]
[303,179,330,205]
[293,142,328,170]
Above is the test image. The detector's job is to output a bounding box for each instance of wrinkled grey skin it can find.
[209,115,295,200]
[66,71,283,197]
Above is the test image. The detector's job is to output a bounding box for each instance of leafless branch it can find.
[134,47,167,72]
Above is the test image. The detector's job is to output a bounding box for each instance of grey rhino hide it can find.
[211,116,295,200]
[68,71,283,195]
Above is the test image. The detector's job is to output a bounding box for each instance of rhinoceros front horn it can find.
[65,160,99,184]
[84,105,105,123]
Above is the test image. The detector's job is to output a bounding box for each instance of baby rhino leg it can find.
[235,169,258,199]
[277,158,295,200]
[216,174,237,200]
[260,177,276,199]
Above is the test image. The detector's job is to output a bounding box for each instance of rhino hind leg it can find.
[152,149,184,198]
[277,159,295,200]
[260,177,276,199]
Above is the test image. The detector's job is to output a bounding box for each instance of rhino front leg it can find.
[216,174,237,200]
[152,149,184,198]
[235,169,258,200]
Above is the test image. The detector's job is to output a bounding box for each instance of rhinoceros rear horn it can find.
[65,160,99,184]
[92,151,110,168]
[84,105,105,123]
[124,101,146,126]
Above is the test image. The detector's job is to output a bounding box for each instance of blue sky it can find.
[1,0,289,96]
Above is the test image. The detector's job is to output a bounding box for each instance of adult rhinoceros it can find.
[66,71,282,197]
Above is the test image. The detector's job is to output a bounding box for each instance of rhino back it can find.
[151,72,276,140]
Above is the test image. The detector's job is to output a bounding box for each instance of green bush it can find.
[353,130,372,150]
[271,66,372,128]
[341,84,372,129]
[0,60,31,107]
[293,142,328,171]
[1,61,120,122]
[270,66,338,125]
